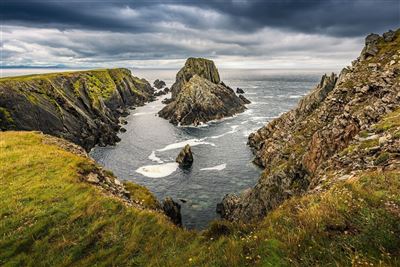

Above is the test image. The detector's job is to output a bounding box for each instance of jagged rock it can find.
[154,87,171,97]
[120,127,127,133]
[162,197,182,226]
[383,30,396,42]
[153,79,166,89]
[176,144,193,168]
[170,57,220,99]
[158,58,248,125]
[0,68,154,151]
[236,88,245,94]
[220,29,400,222]
[361,33,381,60]
[239,95,251,104]
[162,98,173,104]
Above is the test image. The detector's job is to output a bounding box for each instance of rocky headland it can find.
[219,29,400,222]
[158,58,250,125]
[0,68,155,150]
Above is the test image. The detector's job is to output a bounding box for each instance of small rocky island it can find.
[158,58,250,125]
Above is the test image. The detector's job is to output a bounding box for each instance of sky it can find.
[1,0,399,69]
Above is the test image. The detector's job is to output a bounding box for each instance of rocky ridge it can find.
[219,29,400,222]
[158,58,249,125]
[0,68,155,150]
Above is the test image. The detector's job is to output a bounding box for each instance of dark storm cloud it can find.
[1,0,399,37]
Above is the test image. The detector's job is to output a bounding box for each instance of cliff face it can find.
[0,68,154,150]
[170,57,221,99]
[159,58,249,125]
[220,29,400,222]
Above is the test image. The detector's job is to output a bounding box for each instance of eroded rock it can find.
[176,144,194,168]
[162,197,182,226]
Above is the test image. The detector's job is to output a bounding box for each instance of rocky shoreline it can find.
[218,29,400,222]
[0,68,155,151]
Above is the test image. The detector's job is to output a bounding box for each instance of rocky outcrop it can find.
[158,58,249,125]
[162,197,182,226]
[176,144,194,168]
[154,87,170,97]
[236,88,245,94]
[153,79,166,89]
[170,57,220,99]
[0,68,154,150]
[220,29,400,222]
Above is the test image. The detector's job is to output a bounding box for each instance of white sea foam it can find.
[262,96,274,99]
[289,95,303,98]
[209,125,239,139]
[245,92,257,94]
[132,112,154,116]
[148,151,163,163]
[157,138,215,152]
[200,163,227,171]
[241,120,249,124]
[135,162,179,178]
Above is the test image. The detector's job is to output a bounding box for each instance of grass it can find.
[1,131,399,266]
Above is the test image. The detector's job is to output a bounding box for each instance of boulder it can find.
[236,88,245,94]
[162,197,182,226]
[383,30,396,42]
[153,79,166,89]
[361,33,381,60]
[176,144,194,168]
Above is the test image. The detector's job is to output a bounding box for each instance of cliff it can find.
[0,68,155,150]
[2,131,399,266]
[170,57,221,99]
[158,58,249,125]
[219,29,400,222]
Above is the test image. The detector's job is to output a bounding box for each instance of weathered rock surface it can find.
[153,79,166,89]
[162,197,182,226]
[158,58,249,125]
[220,29,400,222]
[154,87,170,97]
[0,68,154,150]
[170,57,221,99]
[176,144,194,168]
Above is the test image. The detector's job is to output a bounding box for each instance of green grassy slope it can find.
[1,131,399,266]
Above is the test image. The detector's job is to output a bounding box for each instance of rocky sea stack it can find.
[176,144,194,168]
[158,58,250,125]
[219,29,400,222]
[0,68,155,150]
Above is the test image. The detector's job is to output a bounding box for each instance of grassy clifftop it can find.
[1,131,399,266]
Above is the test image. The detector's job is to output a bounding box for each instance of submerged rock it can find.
[162,197,182,226]
[158,58,249,126]
[176,144,194,168]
